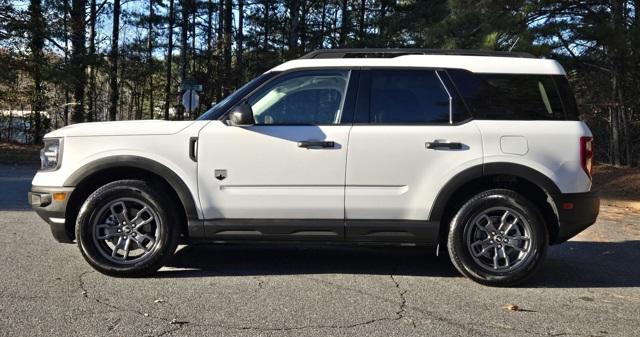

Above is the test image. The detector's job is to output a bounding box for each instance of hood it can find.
[45,120,196,138]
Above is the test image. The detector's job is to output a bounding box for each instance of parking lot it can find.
[1,164,639,337]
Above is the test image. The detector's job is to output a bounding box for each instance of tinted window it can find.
[248,70,349,125]
[447,69,577,120]
[369,70,451,124]
[198,73,274,120]
[553,76,579,120]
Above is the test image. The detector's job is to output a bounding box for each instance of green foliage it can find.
[0,0,638,165]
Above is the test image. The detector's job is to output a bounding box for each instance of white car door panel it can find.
[197,122,350,219]
[345,123,483,220]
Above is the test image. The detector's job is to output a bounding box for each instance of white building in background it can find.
[0,110,51,144]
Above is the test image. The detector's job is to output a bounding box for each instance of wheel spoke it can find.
[112,237,125,258]
[473,244,494,258]
[130,207,153,225]
[498,211,510,231]
[476,215,498,234]
[492,246,500,269]
[110,201,130,224]
[507,235,530,241]
[123,238,132,259]
[506,243,526,253]
[500,246,510,267]
[96,224,120,240]
[470,238,493,257]
[132,232,154,252]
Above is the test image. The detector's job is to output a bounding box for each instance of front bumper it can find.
[551,191,600,244]
[28,186,75,243]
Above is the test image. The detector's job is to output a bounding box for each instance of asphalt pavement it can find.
[1,164,639,337]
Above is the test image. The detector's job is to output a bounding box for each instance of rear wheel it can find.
[76,180,179,277]
[447,189,548,286]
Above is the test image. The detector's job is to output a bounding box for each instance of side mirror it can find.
[228,102,255,125]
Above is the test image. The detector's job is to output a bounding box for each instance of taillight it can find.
[580,136,593,179]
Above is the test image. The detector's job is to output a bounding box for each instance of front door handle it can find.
[426,140,463,150]
[298,140,336,149]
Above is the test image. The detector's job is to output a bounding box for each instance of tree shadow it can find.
[0,164,35,211]
[160,240,640,288]
[529,240,640,288]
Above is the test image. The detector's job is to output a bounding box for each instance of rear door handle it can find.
[298,140,336,149]
[425,140,463,150]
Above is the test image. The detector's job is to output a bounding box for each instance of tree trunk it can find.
[339,0,349,47]
[87,0,96,121]
[204,0,213,105]
[610,0,628,166]
[164,0,174,120]
[180,0,189,83]
[147,0,154,119]
[222,0,232,95]
[70,0,86,123]
[63,0,70,125]
[358,0,365,46]
[237,0,244,82]
[288,0,300,58]
[108,0,120,121]
[28,0,45,143]
[191,2,196,75]
[178,0,190,120]
[319,0,327,48]
[215,0,224,101]
[263,1,270,51]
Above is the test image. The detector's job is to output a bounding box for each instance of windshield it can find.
[197,73,275,120]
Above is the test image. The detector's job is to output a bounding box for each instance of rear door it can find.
[345,69,483,242]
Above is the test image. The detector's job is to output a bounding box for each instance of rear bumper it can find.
[551,191,600,244]
[28,186,75,243]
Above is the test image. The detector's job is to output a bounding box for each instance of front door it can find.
[197,69,357,240]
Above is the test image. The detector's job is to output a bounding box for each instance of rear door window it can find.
[369,69,452,124]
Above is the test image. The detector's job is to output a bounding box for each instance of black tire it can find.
[76,180,180,277]
[447,189,548,286]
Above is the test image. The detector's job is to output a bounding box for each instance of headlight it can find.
[40,138,63,171]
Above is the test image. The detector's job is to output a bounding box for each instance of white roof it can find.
[270,54,566,75]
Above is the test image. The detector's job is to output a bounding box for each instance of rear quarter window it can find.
[447,69,578,121]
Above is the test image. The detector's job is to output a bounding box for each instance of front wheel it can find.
[447,189,548,286]
[76,180,180,277]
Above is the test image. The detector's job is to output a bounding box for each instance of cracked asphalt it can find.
[1,164,640,337]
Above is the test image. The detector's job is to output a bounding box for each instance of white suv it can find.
[29,49,599,285]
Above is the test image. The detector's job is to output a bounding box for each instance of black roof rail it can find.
[299,48,535,59]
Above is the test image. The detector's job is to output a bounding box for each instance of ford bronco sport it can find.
[29,49,599,286]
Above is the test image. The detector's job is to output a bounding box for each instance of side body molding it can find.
[63,155,203,237]
[428,162,562,222]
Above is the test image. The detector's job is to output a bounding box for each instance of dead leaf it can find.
[502,304,519,311]
[170,319,189,325]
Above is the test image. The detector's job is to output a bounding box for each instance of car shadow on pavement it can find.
[161,240,640,288]
[162,244,460,278]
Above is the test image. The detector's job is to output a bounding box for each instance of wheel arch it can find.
[430,162,561,245]
[63,155,199,241]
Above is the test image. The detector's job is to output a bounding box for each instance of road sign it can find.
[182,90,200,113]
